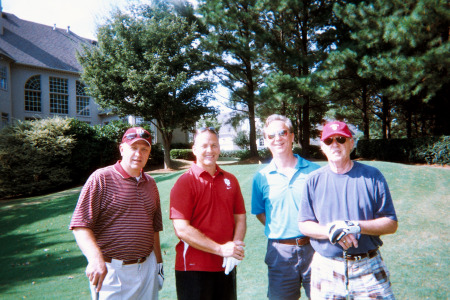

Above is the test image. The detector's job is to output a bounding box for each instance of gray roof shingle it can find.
[0,12,96,73]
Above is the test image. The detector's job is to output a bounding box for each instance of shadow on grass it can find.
[0,192,86,294]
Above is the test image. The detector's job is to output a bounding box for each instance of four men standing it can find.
[71,119,397,299]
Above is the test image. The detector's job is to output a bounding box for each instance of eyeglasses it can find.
[323,136,347,145]
[125,132,151,140]
[267,129,289,140]
[197,127,217,133]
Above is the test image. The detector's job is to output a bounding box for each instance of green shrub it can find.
[149,143,164,165]
[356,137,444,164]
[0,118,74,199]
[417,136,450,165]
[171,142,192,149]
[170,149,196,160]
[0,118,157,199]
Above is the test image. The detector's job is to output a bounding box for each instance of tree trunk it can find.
[161,131,173,169]
[382,95,389,139]
[248,96,258,157]
[361,86,370,139]
[297,105,302,146]
[301,98,310,157]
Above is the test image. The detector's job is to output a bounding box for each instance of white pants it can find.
[90,252,158,300]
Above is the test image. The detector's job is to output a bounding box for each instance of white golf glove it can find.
[157,263,164,291]
[222,257,241,275]
[327,220,360,244]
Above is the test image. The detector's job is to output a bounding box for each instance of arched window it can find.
[76,81,90,116]
[24,75,41,112]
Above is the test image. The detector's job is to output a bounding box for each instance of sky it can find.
[2,0,137,40]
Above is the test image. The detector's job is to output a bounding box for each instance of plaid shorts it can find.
[310,251,395,300]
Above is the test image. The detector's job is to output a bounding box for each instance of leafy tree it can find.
[319,0,450,138]
[78,0,216,168]
[198,0,266,158]
[257,0,337,152]
[233,131,250,150]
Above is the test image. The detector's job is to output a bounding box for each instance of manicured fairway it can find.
[0,161,448,299]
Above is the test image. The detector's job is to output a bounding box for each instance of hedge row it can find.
[356,136,449,165]
[0,118,161,199]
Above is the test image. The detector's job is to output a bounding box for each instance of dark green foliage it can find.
[417,136,450,165]
[0,118,74,199]
[0,118,158,199]
[293,145,326,160]
[233,131,250,150]
[78,0,216,168]
[356,137,447,164]
[170,149,195,161]
[148,143,164,166]
[170,143,193,150]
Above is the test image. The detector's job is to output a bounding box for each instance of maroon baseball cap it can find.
[121,127,152,146]
[321,121,353,141]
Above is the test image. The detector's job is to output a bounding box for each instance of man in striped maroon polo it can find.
[70,127,163,300]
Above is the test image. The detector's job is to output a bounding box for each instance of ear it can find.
[119,143,125,156]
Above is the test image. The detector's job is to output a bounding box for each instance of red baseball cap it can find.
[321,121,353,141]
[121,127,152,146]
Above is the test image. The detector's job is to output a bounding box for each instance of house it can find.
[0,9,188,144]
[216,112,266,151]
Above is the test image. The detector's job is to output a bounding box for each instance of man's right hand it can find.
[86,259,107,292]
[219,241,245,260]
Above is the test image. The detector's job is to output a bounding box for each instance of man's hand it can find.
[219,241,245,260]
[157,263,164,291]
[327,220,360,244]
[85,259,107,292]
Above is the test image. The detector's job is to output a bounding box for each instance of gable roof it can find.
[0,12,96,73]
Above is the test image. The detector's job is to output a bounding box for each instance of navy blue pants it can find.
[175,269,237,300]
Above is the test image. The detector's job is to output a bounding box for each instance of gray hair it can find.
[263,114,294,137]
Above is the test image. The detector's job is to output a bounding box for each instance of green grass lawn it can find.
[0,161,449,299]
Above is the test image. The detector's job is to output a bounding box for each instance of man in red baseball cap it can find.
[70,126,164,300]
[299,120,398,299]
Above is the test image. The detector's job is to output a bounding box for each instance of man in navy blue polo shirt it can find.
[299,121,398,299]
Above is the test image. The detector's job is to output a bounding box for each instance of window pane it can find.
[24,75,41,112]
[49,77,68,114]
[0,67,7,90]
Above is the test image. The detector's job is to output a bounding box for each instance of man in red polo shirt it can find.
[70,127,163,300]
[170,127,247,300]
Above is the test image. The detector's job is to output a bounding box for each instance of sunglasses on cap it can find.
[267,129,289,140]
[125,132,151,140]
[323,136,347,145]
[197,127,217,133]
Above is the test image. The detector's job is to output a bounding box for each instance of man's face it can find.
[193,131,220,169]
[120,140,151,174]
[265,120,294,156]
[320,135,354,163]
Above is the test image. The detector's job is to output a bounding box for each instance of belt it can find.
[103,256,147,265]
[274,237,310,246]
[343,249,378,261]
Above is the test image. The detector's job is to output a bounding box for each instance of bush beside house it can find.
[0,117,159,199]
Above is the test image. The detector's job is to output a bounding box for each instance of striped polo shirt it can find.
[70,161,163,260]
